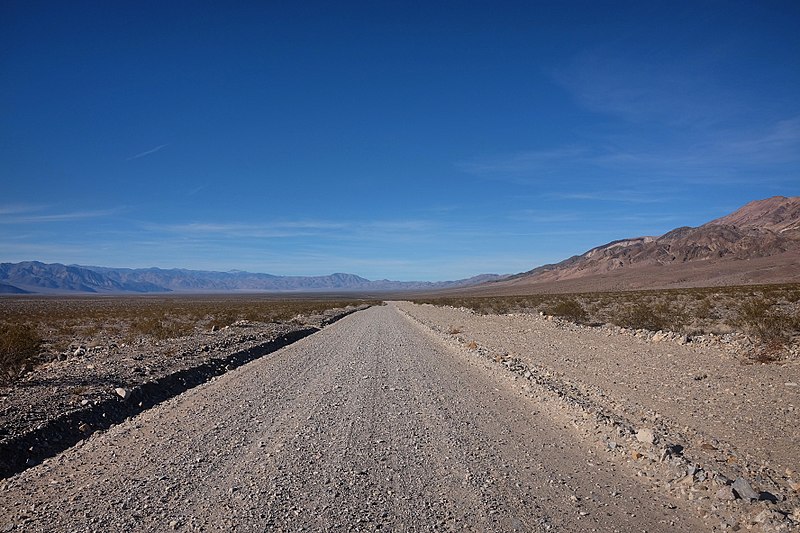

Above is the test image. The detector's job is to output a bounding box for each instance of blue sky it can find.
[2,1,799,280]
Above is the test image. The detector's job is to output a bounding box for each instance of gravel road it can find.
[1,304,705,532]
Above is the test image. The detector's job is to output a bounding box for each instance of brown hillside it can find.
[468,196,800,294]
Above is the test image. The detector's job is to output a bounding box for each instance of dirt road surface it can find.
[2,304,709,532]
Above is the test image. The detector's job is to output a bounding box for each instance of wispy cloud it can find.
[149,220,348,238]
[553,48,741,128]
[126,144,168,161]
[714,116,800,163]
[145,218,436,241]
[0,208,121,224]
[459,110,800,190]
[458,147,588,177]
[0,204,46,216]
[546,190,672,204]
[187,183,209,196]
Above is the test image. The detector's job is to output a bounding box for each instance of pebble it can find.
[715,486,736,500]
[114,388,129,400]
[636,428,656,444]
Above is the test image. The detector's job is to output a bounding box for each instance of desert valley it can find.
[1,196,799,532]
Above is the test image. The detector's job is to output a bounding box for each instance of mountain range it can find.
[0,262,504,294]
[468,195,800,294]
[3,196,798,296]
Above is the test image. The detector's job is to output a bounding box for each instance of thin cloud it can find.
[147,220,351,239]
[716,116,800,163]
[553,47,739,128]
[187,184,209,196]
[0,204,46,216]
[0,208,121,224]
[548,191,671,204]
[146,218,438,241]
[126,144,168,161]
[458,147,588,176]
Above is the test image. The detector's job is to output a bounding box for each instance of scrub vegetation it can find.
[0,295,378,384]
[413,284,800,361]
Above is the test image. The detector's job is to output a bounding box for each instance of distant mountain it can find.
[471,196,800,294]
[0,262,168,294]
[0,261,505,294]
[0,283,30,294]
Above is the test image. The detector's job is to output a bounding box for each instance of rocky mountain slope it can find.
[477,196,800,293]
[0,261,504,294]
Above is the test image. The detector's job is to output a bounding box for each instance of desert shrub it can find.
[208,311,238,329]
[731,298,797,345]
[610,301,687,332]
[0,322,42,384]
[694,299,716,320]
[129,316,195,340]
[490,302,511,314]
[786,289,800,303]
[547,299,588,323]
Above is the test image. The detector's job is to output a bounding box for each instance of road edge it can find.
[0,305,368,479]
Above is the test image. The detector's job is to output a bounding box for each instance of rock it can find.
[732,477,759,501]
[80,399,89,406]
[636,428,656,444]
[78,422,91,433]
[73,347,86,357]
[753,509,781,525]
[715,486,736,500]
[114,387,129,400]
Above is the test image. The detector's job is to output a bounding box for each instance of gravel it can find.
[397,301,800,531]
[1,304,707,532]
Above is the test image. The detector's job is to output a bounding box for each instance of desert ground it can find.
[1,294,798,531]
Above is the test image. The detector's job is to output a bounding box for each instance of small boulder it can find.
[732,477,759,501]
[114,387,129,400]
